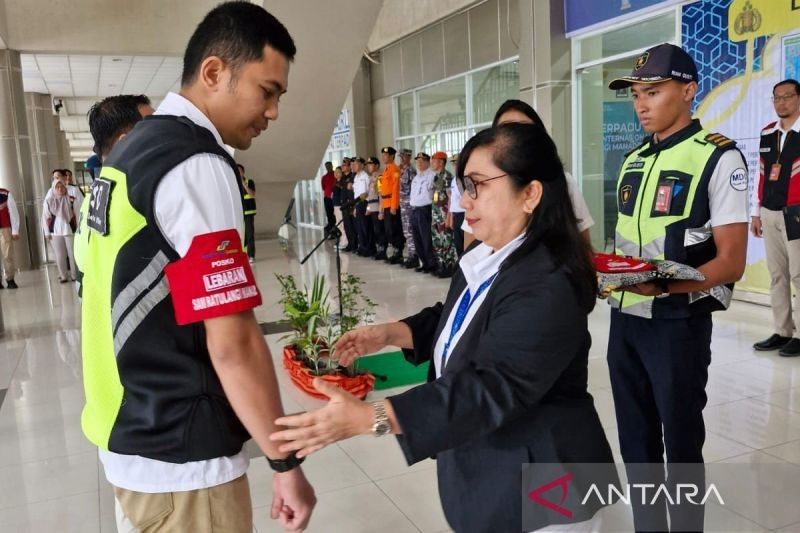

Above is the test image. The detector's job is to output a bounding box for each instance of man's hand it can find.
[444,212,453,230]
[750,216,763,238]
[11,234,19,241]
[271,468,316,532]
[390,208,397,216]
[378,212,384,221]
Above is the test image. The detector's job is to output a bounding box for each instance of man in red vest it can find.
[0,187,20,289]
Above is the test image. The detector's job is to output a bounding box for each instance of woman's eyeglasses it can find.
[455,173,508,199]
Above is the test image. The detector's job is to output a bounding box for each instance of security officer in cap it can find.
[606,43,748,532]
[379,146,404,263]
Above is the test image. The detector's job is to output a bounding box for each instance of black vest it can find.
[759,122,800,210]
[103,115,250,463]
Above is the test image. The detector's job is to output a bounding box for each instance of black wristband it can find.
[267,452,305,473]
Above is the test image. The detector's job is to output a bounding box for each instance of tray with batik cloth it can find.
[594,253,705,299]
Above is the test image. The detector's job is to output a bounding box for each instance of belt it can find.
[380,194,392,199]
[412,204,432,209]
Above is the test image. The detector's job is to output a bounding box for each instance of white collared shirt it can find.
[432,233,526,378]
[353,170,370,198]
[99,92,249,493]
[410,168,435,207]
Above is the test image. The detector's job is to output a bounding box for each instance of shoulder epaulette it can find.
[704,133,736,148]
[761,121,778,135]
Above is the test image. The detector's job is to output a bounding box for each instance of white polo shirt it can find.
[99,92,249,493]
[410,168,435,207]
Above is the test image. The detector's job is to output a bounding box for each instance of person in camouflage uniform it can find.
[430,151,457,278]
[398,148,418,268]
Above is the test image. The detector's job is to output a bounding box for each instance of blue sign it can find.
[565,0,683,37]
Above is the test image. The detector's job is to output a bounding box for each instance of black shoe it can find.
[753,334,792,351]
[779,338,800,357]
[415,265,435,273]
[0,280,4,289]
[389,254,404,265]
[373,252,387,261]
[403,259,419,269]
[6,279,17,289]
[437,267,455,278]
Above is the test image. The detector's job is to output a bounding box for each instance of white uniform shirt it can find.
[353,170,370,199]
[99,92,249,493]
[410,168,435,207]
[449,176,465,214]
[1,190,20,234]
[433,233,526,378]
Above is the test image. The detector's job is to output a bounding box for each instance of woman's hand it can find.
[270,378,373,457]
[334,324,391,366]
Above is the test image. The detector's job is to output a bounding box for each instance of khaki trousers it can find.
[114,474,253,533]
[762,207,800,337]
[0,227,15,280]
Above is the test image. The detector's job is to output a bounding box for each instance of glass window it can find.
[576,12,676,65]
[418,78,466,134]
[397,93,414,137]
[393,59,519,170]
[471,60,520,124]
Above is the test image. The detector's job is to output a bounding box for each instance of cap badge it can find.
[634,52,649,71]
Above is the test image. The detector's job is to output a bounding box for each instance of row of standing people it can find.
[321,149,467,278]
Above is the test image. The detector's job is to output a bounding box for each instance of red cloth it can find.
[593,252,655,273]
[321,171,335,198]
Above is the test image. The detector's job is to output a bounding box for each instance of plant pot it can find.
[282,345,375,400]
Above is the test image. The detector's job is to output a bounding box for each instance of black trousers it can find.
[354,202,374,254]
[608,308,712,533]
[342,206,358,250]
[244,214,255,259]
[451,212,465,256]
[383,207,404,255]
[411,205,435,269]
[323,197,335,230]
[370,209,386,253]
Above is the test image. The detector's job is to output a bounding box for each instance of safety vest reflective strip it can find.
[75,165,148,450]
[609,129,718,318]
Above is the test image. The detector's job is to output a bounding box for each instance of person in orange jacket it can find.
[379,146,405,264]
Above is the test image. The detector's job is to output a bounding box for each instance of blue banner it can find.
[565,0,683,37]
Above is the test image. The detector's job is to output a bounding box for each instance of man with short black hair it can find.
[751,79,800,356]
[321,161,336,232]
[87,94,154,160]
[75,3,315,531]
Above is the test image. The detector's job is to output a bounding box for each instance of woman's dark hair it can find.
[182,1,296,86]
[456,123,596,311]
[492,99,545,128]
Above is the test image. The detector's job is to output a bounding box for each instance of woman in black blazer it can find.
[272,123,617,532]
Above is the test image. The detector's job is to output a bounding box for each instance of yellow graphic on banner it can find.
[728,0,800,42]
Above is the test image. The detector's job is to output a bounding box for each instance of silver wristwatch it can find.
[371,401,391,437]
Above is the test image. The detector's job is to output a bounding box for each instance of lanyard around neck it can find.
[440,272,499,371]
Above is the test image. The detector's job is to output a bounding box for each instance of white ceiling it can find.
[21,54,181,98]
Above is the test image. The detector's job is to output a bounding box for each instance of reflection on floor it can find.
[0,228,799,532]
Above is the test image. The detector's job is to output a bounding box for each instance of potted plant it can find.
[275,273,376,400]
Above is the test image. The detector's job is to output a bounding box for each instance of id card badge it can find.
[769,163,782,181]
[654,183,673,214]
[433,191,439,203]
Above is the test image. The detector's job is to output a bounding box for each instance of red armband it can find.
[165,229,262,325]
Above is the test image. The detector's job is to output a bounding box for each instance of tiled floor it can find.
[1,228,799,532]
